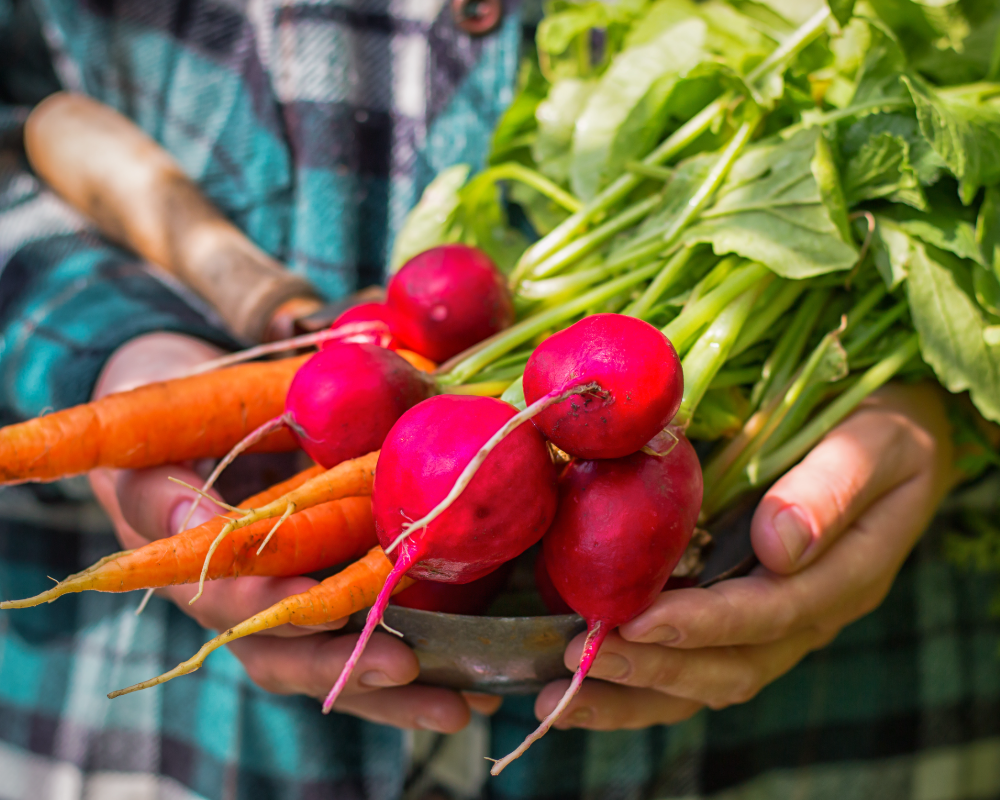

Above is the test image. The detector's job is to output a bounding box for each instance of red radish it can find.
[387,244,515,363]
[184,343,435,593]
[490,428,702,774]
[385,313,683,554]
[392,560,514,615]
[523,313,683,459]
[322,303,403,351]
[321,394,558,712]
[534,550,573,615]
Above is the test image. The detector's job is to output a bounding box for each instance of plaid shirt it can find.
[0,1,999,799]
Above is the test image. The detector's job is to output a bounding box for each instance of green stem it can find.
[441,260,663,385]
[845,302,908,360]
[528,193,663,280]
[751,288,829,409]
[747,335,919,487]
[511,5,833,287]
[659,119,758,251]
[509,97,729,286]
[478,163,583,213]
[664,262,770,355]
[781,99,912,138]
[730,279,803,358]
[625,161,675,181]
[674,278,772,428]
[623,245,696,319]
[745,6,831,84]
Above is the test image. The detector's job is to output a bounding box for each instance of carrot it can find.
[0,464,378,609]
[0,355,310,485]
[108,546,415,698]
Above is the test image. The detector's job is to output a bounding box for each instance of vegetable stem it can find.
[674,278,772,427]
[442,261,663,385]
[624,246,695,319]
[478,163,584,213]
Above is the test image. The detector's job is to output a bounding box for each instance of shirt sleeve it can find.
[0,125,237,422]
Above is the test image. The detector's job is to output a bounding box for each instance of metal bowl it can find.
[348,606,586,695]
[344,505,758,695]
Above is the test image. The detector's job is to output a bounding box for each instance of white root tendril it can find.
[383,380,603,555]
[190,521,235,605]
[182,321,393,377]
[177,416,286,532]
[135,588,155,616]
[256,503,295,555]
[168,478,247,514]
[380,619,404,637]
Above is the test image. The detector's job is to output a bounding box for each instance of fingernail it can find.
[169,500,215,535]
[415,715,444,731]
[359,670,397,688]
[645,625,680,645]
[772,506,812,565]
[592,653,630,680]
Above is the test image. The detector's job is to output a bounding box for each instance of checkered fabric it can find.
[0,1,999,799]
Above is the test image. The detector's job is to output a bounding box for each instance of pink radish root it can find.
[322,543,420,713]
[490,621,609,775]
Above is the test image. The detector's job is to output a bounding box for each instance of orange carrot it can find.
[109,546,414,698]
[396,349,437,374]
[0,355,310,485]
[0,466,377,609]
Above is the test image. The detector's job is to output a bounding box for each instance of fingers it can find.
[116,465,222,544]
[93,332,224,398]
[571,629,827,710]
[535,678,701,731]
[228,632,473,732]
[621,453,940,651]
[463,692,503,716]
[159,574,346,637]
[750,403,923,574]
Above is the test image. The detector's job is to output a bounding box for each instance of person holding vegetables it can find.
[1,1,998,800]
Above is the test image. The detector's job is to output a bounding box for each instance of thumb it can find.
[750,401,921,575]
[116,465,223,543]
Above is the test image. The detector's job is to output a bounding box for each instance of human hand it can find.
[88,332,499,730]
[537,382,955,730]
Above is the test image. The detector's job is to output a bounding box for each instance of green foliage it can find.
[681,129,858,278]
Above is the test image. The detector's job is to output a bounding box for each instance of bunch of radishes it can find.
[309,246,703,772]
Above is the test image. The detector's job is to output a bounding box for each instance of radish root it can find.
[490,621,608,775]
[178,415,286,532]
[183,321,393,377]
[384,380,603,555]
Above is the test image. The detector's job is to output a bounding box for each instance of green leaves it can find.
[827,0,857,28]
[904,76,1000,204]
[532,78,595,183]
[681,129,858,278]
[842,131,925,208]
[390,165,468,271]
[906,237,1000,423]
[569,17,707,200]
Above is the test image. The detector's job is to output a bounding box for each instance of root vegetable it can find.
[387,245,515,362]
[490,428,702,773]
[321,394,558,712]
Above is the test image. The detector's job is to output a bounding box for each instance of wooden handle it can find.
[24,92,320,343]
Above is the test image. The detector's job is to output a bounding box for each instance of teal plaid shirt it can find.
[0,1,998,799]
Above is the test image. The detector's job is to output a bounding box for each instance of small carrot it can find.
[192,450,380,597]
[0,355,309,485]
[0,466,377,609]
[108,546,415,698]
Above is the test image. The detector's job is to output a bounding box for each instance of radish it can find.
[321,394,558,712]
[534,549,573,615]
[490,428,702,774]
[392,560,515,615]
[184,343,435,599]
[522,313,683,459]
[382,313,683,554]
[321,303,403,351]
[387,244,515,363]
